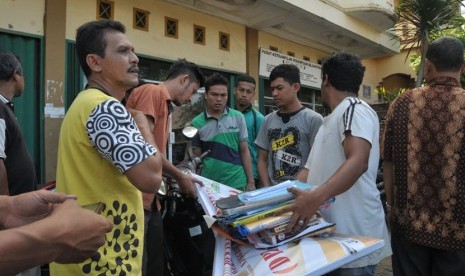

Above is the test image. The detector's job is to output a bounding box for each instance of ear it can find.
[180,74,190,85]
[292,82,300,93]
[460,61,465,74]
[12,72,22,83]
[86,54,102,73]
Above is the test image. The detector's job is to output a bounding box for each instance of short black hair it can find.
[269,64,300,85]
[205,73,228,93]
[76,20,126,78]
[426,36,464,72]
[321,52,365,95]
[0,51,22,81]
[235,74,256,87]
[166,59,205,87]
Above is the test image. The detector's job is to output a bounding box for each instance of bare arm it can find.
[239,141,255,191]
[283,134,371,231]
[257,148,271,187]
[295,167,309,182]
[0,160,8,195]
[0,191,112,274]
[125,110,162,194]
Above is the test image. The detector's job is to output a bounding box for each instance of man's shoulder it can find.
[130,84,168,100]
[227,108,245,117]
[299,107,323,120]
[252,108,265,119]
[192,112,206,125]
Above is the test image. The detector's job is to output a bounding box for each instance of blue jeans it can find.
[325,265,376,276]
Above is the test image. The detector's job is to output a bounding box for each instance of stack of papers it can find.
[200,179,335,249]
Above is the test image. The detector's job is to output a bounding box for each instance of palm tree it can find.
[396,0,460,87]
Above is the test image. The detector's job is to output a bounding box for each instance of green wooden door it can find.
[0,32,42,183]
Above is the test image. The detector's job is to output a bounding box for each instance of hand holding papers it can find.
[203,179,335,248]
[193,174,386,276]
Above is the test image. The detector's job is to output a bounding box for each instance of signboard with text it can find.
[259,48,322,89]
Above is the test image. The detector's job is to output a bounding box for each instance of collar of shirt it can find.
[167,100,174,115]
[204,106,229,120]
[0,93,14,111]
[240,104,253,114]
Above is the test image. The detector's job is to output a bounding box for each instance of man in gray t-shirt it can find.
[255,64,323,186]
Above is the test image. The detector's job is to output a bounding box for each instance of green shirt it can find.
[192,107,248,189]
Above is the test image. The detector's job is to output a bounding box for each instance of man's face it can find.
[172,78,200,106]
[14,71,24,98]
[234,81,255,107]
[99,31,139,90]
[269,77,298,110]
[205,84,228,113]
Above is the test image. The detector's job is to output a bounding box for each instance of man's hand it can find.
[46,199,113,263]
[177,173,203,198]
[277,188,322,232]
[245,181,256,191]
[0,190,77,229]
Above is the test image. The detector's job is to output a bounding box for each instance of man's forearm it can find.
[257,162,270,187]
[0,161,9,195]
[0,220,58,275]
[161,157,182,179]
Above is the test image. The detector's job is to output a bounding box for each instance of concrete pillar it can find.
[43,0,66,181]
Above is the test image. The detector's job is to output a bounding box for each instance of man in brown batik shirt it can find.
[382,36,465,276]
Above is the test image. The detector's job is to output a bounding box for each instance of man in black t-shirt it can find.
[0,51,36,196]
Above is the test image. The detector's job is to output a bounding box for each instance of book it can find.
[216,180,316,216]
[246,217,336,249]
[236,211,293,236]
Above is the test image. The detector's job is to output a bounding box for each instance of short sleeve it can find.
[341,99,374,146]
[254,114,270,151]
[86,99,157,173]
[238,114,248,142]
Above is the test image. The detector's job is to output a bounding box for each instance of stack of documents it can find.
[212,180,335,248]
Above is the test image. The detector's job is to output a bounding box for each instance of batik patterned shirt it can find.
[382,76,465,251]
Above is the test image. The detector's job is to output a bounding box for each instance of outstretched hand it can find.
[49,199,113,263]
[1,190,77,229]
[276,187,322,232]
[177,173,203,199]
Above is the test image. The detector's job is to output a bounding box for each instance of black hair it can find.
[269,64,300,85]
[75,20,126,78]
[321,52,365,94]
[0,51,22,81]
[166,59,205,87]
[426,36,464,72]
[205,73,228,93]
[235,74,256,87]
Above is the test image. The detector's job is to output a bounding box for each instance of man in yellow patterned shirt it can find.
[50,20,162,275]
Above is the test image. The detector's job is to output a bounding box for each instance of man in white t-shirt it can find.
[280,52,391,276]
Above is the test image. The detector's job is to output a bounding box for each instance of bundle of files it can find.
[213,180,336,249]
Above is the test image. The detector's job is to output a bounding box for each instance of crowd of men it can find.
[1,18,464,276]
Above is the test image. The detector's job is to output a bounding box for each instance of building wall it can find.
[0,0,417,183]
[66,0,247,73]
[0,0,44,35]
[374,50,417,80]
[258,32,328,63]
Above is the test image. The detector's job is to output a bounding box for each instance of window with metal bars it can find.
[194,25,205,45]
[165,17,178,39]
[133,8,149,31]
[219,32,229,51]
[97,0,114,20]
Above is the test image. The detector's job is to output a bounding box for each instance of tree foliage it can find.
[395,0,461,86]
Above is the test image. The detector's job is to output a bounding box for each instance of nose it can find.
[271,88,278,96]
[130,51,139,64]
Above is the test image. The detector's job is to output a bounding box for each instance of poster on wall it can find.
[259,48,322,89]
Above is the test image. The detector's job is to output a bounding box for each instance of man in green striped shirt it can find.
[192,73,255,191]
